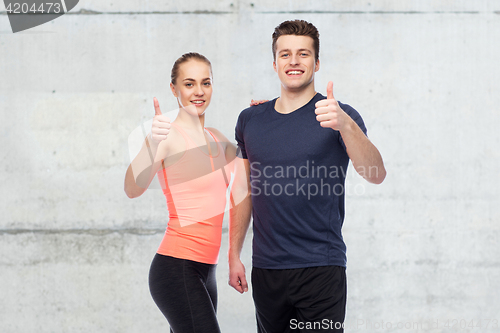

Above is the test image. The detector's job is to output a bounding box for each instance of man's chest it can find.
[243,113,343,166]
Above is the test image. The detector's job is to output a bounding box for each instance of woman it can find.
[124,52,236,332]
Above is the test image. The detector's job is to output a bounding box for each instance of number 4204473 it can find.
[444,319,498,329]
[6,2,63,14]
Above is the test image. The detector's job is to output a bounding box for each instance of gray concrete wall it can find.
[1,0,499,332]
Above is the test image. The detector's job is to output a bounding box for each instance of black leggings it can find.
[148,254,221,333]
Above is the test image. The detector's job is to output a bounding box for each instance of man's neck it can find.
[275,84,317,114]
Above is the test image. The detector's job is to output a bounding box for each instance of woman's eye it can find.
[186,83,192,87]
[204,82,211,86]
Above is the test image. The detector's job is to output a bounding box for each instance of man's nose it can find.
[290,54,300,65]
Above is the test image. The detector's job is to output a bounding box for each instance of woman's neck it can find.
[174,107,206,131]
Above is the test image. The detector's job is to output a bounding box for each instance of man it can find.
[229,20,386,332]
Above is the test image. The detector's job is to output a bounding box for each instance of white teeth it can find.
[287,71,303,75]
[192,101,204,104]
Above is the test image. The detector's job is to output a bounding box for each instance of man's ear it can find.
[273,61,277,73]
[170,82,177,97]
[315,59,320,72]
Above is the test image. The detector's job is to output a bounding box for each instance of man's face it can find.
[273,35,319,92]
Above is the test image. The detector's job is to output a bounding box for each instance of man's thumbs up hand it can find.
[315,81,348,131]
[326,80,334,100]
[151,97,171,145]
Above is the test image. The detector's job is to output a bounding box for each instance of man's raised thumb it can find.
[327,81,334,100]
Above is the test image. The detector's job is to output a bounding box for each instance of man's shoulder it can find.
[238,99,276,124]
[337,100,362,119]
[238,99,276,120]
[337,100,354,112]
[337,100,366,134]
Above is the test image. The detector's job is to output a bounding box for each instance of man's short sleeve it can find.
[235,110,248,159]
[338,102,368,151]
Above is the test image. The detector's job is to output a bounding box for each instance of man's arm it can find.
[339,119,386,184]
[228,157,252,294]
[315,81,386,184]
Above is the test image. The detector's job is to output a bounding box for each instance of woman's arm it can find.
[124,98,171,198]
[124,137,168,198]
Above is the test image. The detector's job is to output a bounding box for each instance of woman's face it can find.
[170,59,213,116]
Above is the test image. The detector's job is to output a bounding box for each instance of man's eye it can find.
[281,54,289,57]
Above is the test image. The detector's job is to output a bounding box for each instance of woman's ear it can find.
[170,82,177,97]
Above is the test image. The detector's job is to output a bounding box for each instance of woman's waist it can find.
[166,213,223,229]
[160,222,223,259]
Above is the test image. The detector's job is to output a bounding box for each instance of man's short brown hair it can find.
[272,20,320,62]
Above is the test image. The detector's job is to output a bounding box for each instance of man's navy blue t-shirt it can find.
[235,93,367,269]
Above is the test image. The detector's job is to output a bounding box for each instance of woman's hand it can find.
[250,99,269,106]
[151,97,171,145]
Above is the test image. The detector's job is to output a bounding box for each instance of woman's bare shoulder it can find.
[206,127,237,162]
[206,127,230,144]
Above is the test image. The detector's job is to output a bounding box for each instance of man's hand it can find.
[151,97,171,144]
[228,257,248,294]
[314,81,351,131]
